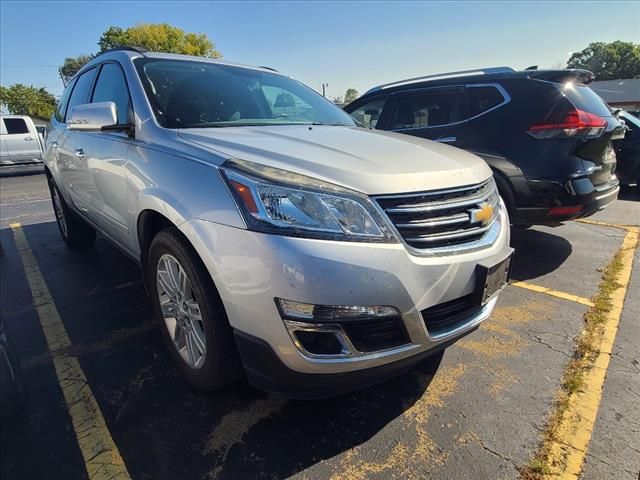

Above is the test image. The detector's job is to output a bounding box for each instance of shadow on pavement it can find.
[509,227,572,282]
[1,221,443,480]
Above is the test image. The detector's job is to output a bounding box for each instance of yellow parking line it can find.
[510,281,595,307]
[546,227,639,479]
[10,223,130,480]
[577,218,638,230]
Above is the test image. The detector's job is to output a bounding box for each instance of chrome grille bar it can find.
[394,212,470,229]
[405,224,493,243]
[385,181,494,214]
[374,178,499,251]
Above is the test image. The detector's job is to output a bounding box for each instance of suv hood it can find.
[177,126,491,195]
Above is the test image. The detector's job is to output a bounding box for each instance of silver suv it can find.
[44,48,513,398]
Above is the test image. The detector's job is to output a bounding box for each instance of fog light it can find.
[277,299,407,357]
[276,298,398,322]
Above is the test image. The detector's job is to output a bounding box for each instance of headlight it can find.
[220,159,397,242]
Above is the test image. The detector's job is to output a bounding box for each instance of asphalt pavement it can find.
[1,174,638,480]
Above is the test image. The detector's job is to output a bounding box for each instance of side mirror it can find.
[67,102,117,131]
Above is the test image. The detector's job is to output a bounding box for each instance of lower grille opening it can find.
[421,295,482,336]
[341,316,410,352]
[294,331,344,355]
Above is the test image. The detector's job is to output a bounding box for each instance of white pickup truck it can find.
[0,115,44,165]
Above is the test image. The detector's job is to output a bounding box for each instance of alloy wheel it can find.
[52,186,68,237]
[156,254,207,369]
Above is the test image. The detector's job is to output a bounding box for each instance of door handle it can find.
[436,136,457,143]
[25,137,33,141]
[74,149,85,158]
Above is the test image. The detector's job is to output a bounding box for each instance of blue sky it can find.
[1,1,639,99]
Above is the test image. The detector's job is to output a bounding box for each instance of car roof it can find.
[74,49,284,82]
[359,66,594,98]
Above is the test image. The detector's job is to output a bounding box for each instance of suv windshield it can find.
[134,58,355,129]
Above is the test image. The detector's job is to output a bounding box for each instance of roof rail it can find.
[364,66,516,95]
[259,66,278,72]
[98,46,148,57]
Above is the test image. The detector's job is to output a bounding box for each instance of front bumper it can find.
[180,203,511,388]
[234,328,475,398]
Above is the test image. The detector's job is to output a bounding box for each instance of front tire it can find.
[147,229,240,391]
[47,177,96,249]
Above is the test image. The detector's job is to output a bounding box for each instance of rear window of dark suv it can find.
[557,83,612,117]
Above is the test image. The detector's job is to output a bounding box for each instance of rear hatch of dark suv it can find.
[527,70,624,190]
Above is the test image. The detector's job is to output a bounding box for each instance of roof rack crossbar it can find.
[364,66,515,95]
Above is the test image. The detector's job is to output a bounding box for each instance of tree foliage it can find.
[57,23,221,86]
[567,41,640,80]
[98,23,221,58]
[0,84,57,119]
[344,88,359,103]
[59,54,95,85]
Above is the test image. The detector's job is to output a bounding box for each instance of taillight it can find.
[528,108,607,139]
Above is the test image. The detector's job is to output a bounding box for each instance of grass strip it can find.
[518,249,625,479]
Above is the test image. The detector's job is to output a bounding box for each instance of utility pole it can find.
[321,83,328,97]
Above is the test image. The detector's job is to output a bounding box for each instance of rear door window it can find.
[3,118,29,134]
[347,97,387,129]
[467,85,506,117]
[390,90,466,129]
[91,63,132,124]
[65,68,97,121]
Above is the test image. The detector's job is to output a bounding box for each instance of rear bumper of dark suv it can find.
[508,176,619,225]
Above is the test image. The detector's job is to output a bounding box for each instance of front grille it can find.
[375,179,500,250]
[341,317,409,352]
[421,295,482,336]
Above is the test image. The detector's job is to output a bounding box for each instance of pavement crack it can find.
[474,437,519,469]
[530,336,572,358]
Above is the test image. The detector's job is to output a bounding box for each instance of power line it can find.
[0,65,60,68]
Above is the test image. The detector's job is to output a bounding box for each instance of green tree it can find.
[59,54,95,85]
[344,88,359,103]
[567,41,640,80]
[98,23,221,58]
[0,84,57,120]
[58,23,221,86]
[98,26,129,52]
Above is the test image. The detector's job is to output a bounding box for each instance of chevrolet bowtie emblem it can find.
[470,202,494,225]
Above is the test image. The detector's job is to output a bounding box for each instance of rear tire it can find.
[147,229,241,391]
[47,177,96,249]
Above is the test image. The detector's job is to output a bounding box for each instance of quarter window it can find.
[3,118,29,134]
[65,68,97,122]
[348,98,387,129]
[467,86,505,117]
[390,92,465,129]
[92,63,132,124]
